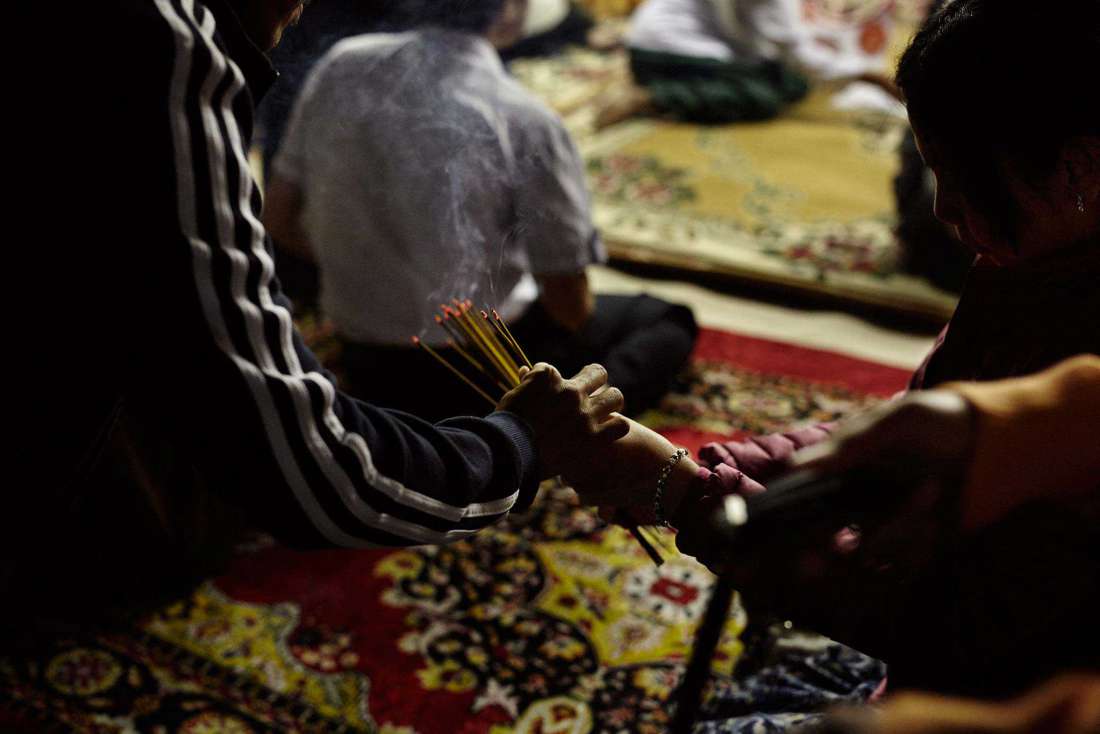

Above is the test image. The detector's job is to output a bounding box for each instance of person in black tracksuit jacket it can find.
[13,0,697,629]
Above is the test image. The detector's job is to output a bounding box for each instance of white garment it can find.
[275,29,604,346]
[626,0,893,81]
[523,0,571,37]
[626,0,739,61]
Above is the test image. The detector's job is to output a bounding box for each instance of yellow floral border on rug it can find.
[512,1,957,320]
[578,91,957,320]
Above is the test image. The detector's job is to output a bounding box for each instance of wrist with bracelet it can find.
[654,448,689,528]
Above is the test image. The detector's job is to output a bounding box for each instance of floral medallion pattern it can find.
[1,331,899,733]
[375,483,746,733]
[45,648,125,698]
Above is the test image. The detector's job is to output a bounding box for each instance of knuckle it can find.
[586,363,608,380]
[607,387,625,409]
[535,370,560,390]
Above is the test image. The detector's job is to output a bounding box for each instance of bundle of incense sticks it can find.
[411,300,530,406]
[413,300,673,565]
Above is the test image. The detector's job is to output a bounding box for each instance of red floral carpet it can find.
[1,329,909,734]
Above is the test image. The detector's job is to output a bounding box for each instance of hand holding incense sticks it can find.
[413,300,674,565]
[415,303,630,481]
[414,301,531,405]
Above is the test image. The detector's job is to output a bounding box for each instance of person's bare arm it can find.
[824,673,1100,734]
[262,174,314,263]
[536,271,595,333]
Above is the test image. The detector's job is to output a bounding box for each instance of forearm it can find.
[944,355,1100,531]
[135,321,541,549]
[537,271,595,333]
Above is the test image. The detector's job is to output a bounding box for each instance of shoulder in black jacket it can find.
[25,0,540,557]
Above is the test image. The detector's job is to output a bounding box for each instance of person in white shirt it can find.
[264,0,697,420]
[598,0,899,126]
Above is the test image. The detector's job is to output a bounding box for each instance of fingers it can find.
[589,386,625,422]
[566,363,609,395]
[522,362,561,385]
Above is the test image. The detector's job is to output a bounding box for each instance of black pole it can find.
[670,572,738,734]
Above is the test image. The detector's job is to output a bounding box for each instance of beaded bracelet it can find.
[654,448,689,528]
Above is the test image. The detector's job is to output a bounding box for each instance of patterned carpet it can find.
[510,1,958,321]
[2,328,909,733]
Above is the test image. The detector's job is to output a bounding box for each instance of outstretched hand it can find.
[497,362,628,480]
[673,390,976,646]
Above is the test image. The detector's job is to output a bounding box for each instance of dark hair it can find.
[387,0,507,34]
[897,0,1100,228]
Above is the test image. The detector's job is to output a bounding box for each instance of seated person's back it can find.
[276,28,595,348]
[268,3,697,419]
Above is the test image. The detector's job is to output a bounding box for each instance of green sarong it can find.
[629,47,809,124]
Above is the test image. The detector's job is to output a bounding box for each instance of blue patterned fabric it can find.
[694,635,886,733]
